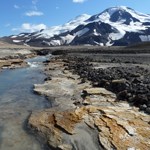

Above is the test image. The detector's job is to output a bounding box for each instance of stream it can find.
[0,55,51,150]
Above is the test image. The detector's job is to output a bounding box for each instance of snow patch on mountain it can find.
[60,34,75,44]
[18,34,25,37]
[11,35,17,38]
[121,6,150,22]
[109,32,124,40]
[139,35,150,41]
[49,40,61,46]
[76,28,89,37]
[13,40,23,43]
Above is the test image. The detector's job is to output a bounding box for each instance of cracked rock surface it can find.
[29,57,150,150]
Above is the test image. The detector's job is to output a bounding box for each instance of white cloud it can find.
[12,23,47,33]
[25,11,44,16]
[73,0,87,3]
[14,4,20,9]
[24,0,44,17]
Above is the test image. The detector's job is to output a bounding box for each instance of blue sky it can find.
[0,0,150,36]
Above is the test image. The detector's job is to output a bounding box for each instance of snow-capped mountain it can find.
[67,6,150,46]
[1,14,91,47]
[34,14,91,39]
[2,6,150,46]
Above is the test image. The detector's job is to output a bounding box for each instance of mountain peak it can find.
[103,6,140,23]
[67,14,91,24]
[74,14,91,20]
[104,6,131,15]
[87,6,150,23]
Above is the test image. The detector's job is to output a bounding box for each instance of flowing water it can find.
[0,55,51,150]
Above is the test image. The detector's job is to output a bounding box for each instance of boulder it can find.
[83,87,116,98]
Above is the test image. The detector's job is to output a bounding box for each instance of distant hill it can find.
[127,41,150,49]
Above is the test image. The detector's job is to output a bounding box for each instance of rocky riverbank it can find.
[0,48,35,69]
[0,42,50,69]
[28,55,150,150]
[65,56,150,114]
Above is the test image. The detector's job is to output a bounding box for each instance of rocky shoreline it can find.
[0,48,35,69]
[0,43,50,69]
[28,54,150,150]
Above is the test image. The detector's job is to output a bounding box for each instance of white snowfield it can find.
[34,14,91,39]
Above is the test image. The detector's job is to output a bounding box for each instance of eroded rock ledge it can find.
[0,59,27,69]
[0,48,36,69]
[29,57,150,150]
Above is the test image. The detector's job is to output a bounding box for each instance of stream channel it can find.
[0,55,52,150]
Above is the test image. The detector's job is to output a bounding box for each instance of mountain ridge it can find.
[1,6,150,47]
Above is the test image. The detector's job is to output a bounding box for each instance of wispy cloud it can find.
[14,4,20,9]
[25,11,44,16]
[32,0,38,10]
[12,23,47,33]
[24,0,44,17]
[32,0,38,5]
[73,0,87,3]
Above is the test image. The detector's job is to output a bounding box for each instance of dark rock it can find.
[139,104,147,111]
[147,101,150,107]
[130,73,141,77]
[146,107,150,114]
[133,94,148,107]
[36,49,50,56]
[44,76,52,81]
[110,79,128,93]
[117,90,128,100]
[132,78,142,84]
[43,60,50,63]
